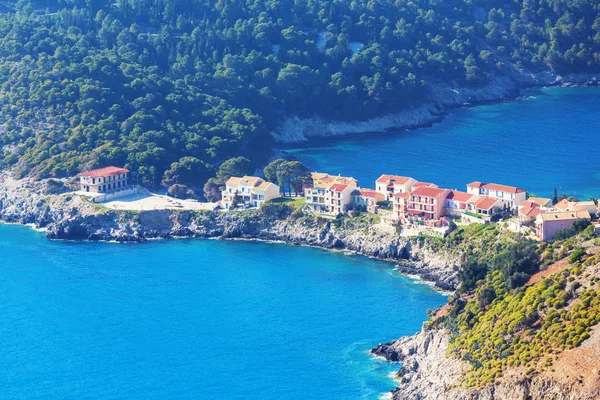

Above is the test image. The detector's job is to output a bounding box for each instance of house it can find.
[375,175,416,200]
[466,182,526,209]
[444,190,476,215]
[79,166,130,193]
[469,196,502,216]
[408,187,451,222]
[78,166,138,202]
[305,173,358,215]
[519,207,543,223]
[555,199,597,215]
[221,176,280,209]
[352,189,385,213]
[326,183,357,215]
[535,210,591,241]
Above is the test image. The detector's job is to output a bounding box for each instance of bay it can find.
[0,224,445,399]
[283,87,600,199]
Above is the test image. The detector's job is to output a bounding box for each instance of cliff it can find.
[0,173,460,290]
[272,71,599,143]
[373,235,600,399]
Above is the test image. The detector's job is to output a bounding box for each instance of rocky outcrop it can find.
[373,324,600,399]
[0,173,460,290]
[272,71,599,143]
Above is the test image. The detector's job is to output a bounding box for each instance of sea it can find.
[283,87,600,200]
[2,87,598,399]
[0,224,445,399]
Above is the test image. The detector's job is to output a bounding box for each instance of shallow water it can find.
[284,87,600,199]
[0,225,445,399]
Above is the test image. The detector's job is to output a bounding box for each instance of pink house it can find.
[408,187,451,221]
[535,210,591,241]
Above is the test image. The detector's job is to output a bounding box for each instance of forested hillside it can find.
[0,0,598,186]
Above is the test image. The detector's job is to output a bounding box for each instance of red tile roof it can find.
[359,189,379,198]
[520,207,542,218]
[376,174,412,184]
[78,166,129,178]
[519,200,540,209]
[393,192,410,198]
[446,190,474,203]
[413,182,437,188]
[473,197,498,210]
[467,181,483,188]
[468,181,525,193]
[411,187,448,198]
[329,184,349,192]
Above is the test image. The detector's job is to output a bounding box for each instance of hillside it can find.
[374,222,600,399]
[0,0,598,186]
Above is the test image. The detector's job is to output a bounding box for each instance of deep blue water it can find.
[0,224,445,399]
[284,87,600,199]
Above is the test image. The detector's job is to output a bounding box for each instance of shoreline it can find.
[272,73,599,144]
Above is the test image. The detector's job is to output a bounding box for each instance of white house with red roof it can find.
[326,183,357,215]
[444,190,476,215]
[375,174,417,200]
[352,189,385,213]
[466,182,526,209]
[78,166,138,202]
[468,196,502,216]
[79,166,130,193]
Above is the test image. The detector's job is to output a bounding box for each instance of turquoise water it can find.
[0,224,445,399]
[284,87,600,199]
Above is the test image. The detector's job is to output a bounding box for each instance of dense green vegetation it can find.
[427,223,600,388]
[0,0,599,185]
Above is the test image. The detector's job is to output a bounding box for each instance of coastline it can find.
[0,173,462,291]
[272,71,599,144]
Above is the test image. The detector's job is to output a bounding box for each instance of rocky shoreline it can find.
[0,173,461,291]
[272,71,599,143]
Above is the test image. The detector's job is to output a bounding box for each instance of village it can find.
[75,166,600,242]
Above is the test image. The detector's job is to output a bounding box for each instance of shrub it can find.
[569,249,586,264]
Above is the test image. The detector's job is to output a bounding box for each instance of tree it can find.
[162,156,211,187]
[203,177,224,202]
[216,157,252,183]
[264,159,285,182]
[552,188,559,205]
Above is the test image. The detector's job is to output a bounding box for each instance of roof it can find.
[254,181,276,191]
[411,187,448,198]
[520,207,542,218]
[555,199,571,210]
[79,166,129,178]
[473,196,499,210]
[312,172,357,187]
[226,177,242,185]
[528,197,551,207]
[538,210,591,222]
[446,190,474,203]
[519,200,540,209]
[466,181,484,188]
[393,192,410,198]
[413,182,437,189]
[359,189,379,198]
[329,183,349,192]
[241,176,263,186]
[473,182,525,193]
[376,174,413,184]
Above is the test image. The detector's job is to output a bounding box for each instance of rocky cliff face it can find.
[373,325,600,400]
[272,72,599,143]
[0,173,460,290]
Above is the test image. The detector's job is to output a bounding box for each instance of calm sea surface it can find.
[284,87,600,199]
[0,224,445,399]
